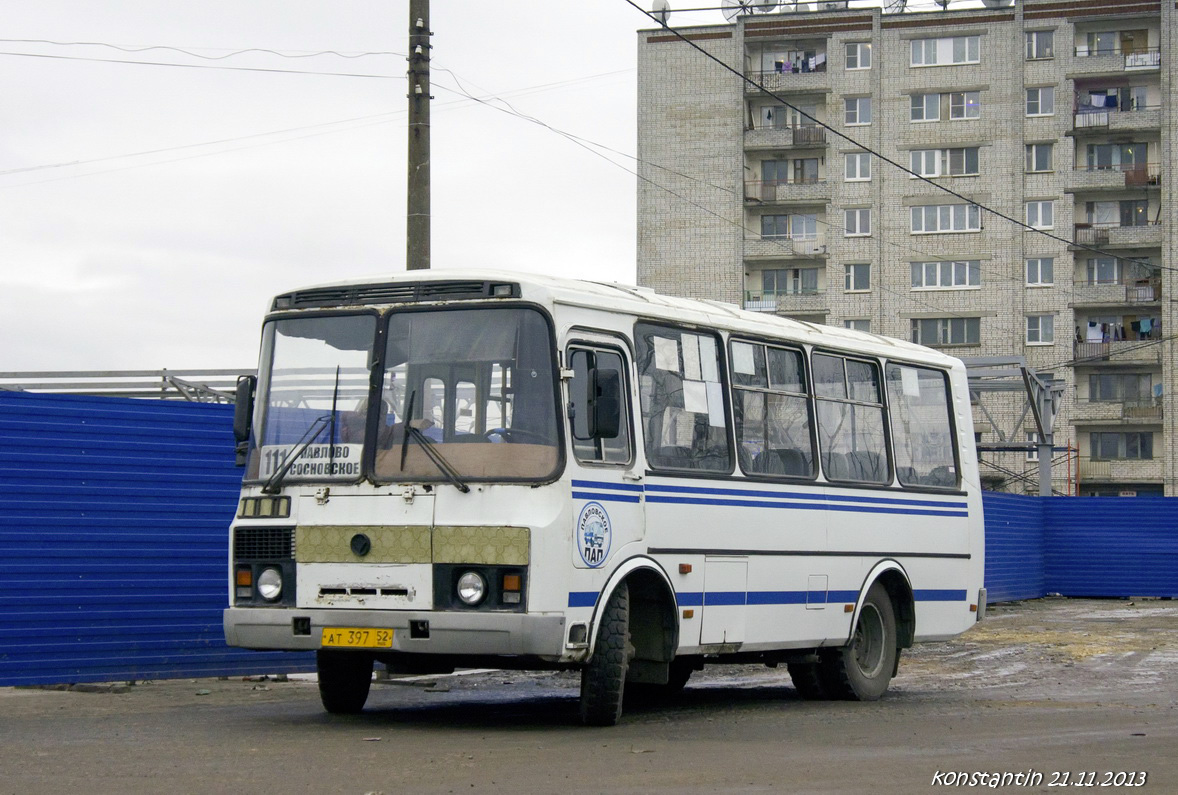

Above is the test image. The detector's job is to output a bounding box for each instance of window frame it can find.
[844,207,871,237]
[1026,86,1055,117]
[1026,30,1054,60]
[910,317,981,347]
[910,204,982,234]
[1025,143,1054,173]
[812,351,892,486]
[948,91,980,119]
[566,342,635,467]
[844,152,871,182]
[844,96,872,126]
[844,262,870,292]
[1025,257,1054,286]
[910,93,940,122]
[1025,314,1055,345]
[845,41,872,70]
[910,35,980,66]
[911,260,981,290]
[1026,200,1054,229]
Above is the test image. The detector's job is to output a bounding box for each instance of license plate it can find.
[321,627,393,648]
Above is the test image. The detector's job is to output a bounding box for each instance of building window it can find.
[844,208,871,237]
[762,267,819,296]
[762,214,818,240]
[1085,257,1120,284]
[1026,30,1054,60]
[910,317,980,346]
[844,97,871,126]
[911,260,981,289]
[910,204,981,234]
[1090,431,1153,461]
[910,147,979,177]
[844,263,870,292]
[949,91,980,119]
[910,93,940,122]
[1026,200,1054,229]
[843,319,871,332]
[1025,143,1054,172]
[845,42,871,70]
[1026,431,1039,462]
[1026,257,1054,286]
[1026,315,1055,345]
[1090,373,1154,402]
[1026,87,1054,116]
[911,35,980,66]
[844,152,870,181]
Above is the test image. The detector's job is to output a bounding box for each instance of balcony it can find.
[1071,107,1161,135]
[1077,456,1163,483]
[1071,223,1163,249]
[1066,164,1160,193]
[743,235,827,260]
[744,178,832,205]
[744,123,827,150]
[1071,398,1162,424]
[745,63,830,94]
[1071,279,1160,307]
[1073,340,1162,365]
[1069,46,1160,75]
[743,289,827,314]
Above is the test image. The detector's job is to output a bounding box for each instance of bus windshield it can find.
[372,307,560,483]
[252,313,375,484]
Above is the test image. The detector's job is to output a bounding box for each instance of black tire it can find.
[317,650,374,714]
[579,582,632,726]
[818,583,898,701]
[787,662,829,700]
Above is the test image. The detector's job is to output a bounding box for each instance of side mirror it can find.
[589,369,621,440]
[233,375,257,466]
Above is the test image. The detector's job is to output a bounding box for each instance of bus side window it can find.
[730,340,815,478]
[813,353,890,485]
[634,324,732,473]
[885,364,958,488]
[568,347,632,465]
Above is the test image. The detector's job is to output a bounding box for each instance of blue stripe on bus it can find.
[571,491,643,504]
[568,588,968,609]
[572,479,645,492]
[913,589,969,602]
[645,494,968,518]
[644,482,967,511]
[567,592,598,608]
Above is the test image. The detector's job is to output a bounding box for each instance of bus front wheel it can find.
[819,583,897,701]
[579,582,632,726]
[317,650,374,714]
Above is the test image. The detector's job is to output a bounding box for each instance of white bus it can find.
[224,270,984,725]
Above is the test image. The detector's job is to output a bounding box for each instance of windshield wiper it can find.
[261,414,331,494]
[398,389,470,493]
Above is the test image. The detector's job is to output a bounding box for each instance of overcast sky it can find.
[0,1,729,372]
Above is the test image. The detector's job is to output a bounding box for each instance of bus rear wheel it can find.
[579,582,632,726]
[818,583,897,701]
[317,650,374,714]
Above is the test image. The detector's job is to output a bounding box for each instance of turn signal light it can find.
[502,574,521,592]
[236,569,253,587]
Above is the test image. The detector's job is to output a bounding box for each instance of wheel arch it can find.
[850,559,915,649]
[586,556,679,663]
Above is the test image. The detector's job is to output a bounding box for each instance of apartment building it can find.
[636,0,1178,496]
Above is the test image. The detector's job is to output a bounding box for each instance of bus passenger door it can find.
[566,342,644,572]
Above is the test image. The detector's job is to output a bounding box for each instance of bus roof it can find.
[275,269,963,370]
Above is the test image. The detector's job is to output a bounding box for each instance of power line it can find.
[0,38,404,61]
[0,50,397,78]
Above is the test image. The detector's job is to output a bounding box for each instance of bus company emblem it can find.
[577,502,611,568]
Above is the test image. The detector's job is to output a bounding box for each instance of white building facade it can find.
[637,0,1178,496]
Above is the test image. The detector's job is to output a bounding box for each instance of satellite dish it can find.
[752,1,780,12]
[883,0,907,12]
[980,0,1013,7]
[652,0,671,25]
[722,0,755,20]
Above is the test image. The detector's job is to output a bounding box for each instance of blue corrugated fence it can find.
[0,391,314,686]
[2,392,1177,687]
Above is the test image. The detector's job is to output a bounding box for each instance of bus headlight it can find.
[257,567,283,601]
[456,571,487,606]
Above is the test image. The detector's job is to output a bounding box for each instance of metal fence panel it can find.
[981,492,1046,603]
[0,392,314,686]
[1044,497,1178,598]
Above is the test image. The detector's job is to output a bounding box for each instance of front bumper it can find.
[223,607,567,658]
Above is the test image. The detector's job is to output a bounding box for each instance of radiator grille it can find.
[234,527,295,560]
[273,280,518,310]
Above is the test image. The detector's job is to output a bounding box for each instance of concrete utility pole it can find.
[406,0,431,270]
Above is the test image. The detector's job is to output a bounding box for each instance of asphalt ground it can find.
[1,597,1176,794]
